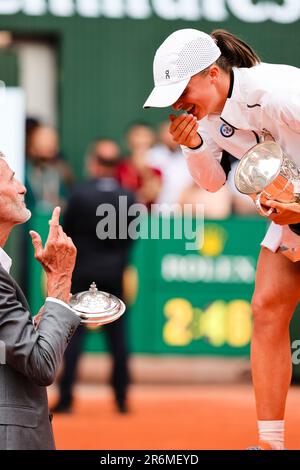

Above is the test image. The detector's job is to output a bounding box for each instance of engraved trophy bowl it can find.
[234,141,300,217]
[70,282,126,326]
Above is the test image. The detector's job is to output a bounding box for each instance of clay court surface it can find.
[48,384,300,450]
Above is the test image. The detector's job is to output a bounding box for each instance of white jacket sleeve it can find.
[181,125,226,192]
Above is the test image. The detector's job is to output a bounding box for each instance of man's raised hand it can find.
[29,207,77,303]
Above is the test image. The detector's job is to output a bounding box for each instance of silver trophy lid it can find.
[235,141,283,195]
[70,282,126,325]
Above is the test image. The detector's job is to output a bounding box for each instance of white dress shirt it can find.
[0,247,12,274]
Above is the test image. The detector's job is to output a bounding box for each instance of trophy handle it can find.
[255,193,274,217]
[259,130,275,143]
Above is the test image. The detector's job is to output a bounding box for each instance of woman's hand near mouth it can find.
[169,113,202,149]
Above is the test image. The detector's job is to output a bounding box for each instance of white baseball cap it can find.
[143,29,221,109]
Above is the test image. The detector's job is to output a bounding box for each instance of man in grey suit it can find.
[0,155,81,449]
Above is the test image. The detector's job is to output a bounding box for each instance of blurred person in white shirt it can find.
[179,180,232,218]
[147,121,193,213]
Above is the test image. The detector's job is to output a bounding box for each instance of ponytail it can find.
[211,29,260,72]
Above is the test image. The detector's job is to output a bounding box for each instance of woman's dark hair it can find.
[211,29,260,72]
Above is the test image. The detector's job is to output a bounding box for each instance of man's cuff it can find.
[46,297,78,316]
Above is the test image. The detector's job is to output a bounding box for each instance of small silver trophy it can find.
[70,282,126,326]
[234,140,300,216]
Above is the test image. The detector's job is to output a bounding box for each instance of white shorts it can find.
[261,222,283,253]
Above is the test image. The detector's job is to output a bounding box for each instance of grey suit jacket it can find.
[0,264,81,450]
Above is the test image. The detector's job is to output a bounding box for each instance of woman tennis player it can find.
[144,28,300,450]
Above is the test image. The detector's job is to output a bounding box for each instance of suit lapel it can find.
[0,264,31,312]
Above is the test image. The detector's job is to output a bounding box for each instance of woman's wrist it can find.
[188,133,203,150]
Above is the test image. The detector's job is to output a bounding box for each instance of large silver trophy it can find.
[70,282,126,326]
[234,137,300,261]
[235,140,300,216]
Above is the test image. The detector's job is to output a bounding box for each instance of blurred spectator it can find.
[25,125,74,211]
[179,182,232,219]
[227,161,258,216]
[52,138,135,414]
[117,122,162,209]
[25,116,40,155]
[147,121,193,212]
